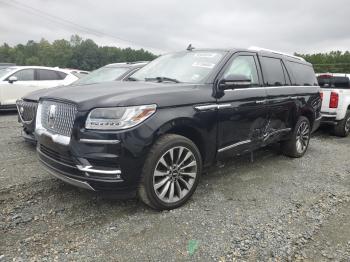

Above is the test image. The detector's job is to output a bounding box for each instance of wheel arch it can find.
[300,107,315,128]
[155,118,211,166]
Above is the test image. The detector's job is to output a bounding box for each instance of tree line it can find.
[296,51,350,73]
[0,35,157,71]
[0,35,349,73]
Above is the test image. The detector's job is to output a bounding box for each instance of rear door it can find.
[35,69,67,88]
[216,52,268,156]
[259,55,296,142]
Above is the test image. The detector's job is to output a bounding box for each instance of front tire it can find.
[281,116,311,158]
[333,110,350,137]
[138,134,202,210]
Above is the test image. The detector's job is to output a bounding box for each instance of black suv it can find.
[35,48,321,210]
[16,62,147,143]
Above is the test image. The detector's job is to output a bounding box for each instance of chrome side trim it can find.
[217,103,232,109]
[76,165,122,176]
[79,139,120,144]
[263,128,291,141]
[218,140,251,153]
[195,104,232,111]
[194,104,218,111]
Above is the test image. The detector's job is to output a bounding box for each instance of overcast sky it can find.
[0,0,349,55]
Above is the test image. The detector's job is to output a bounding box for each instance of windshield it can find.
[73,66,129,85]
[0,67,17,79]
[131,51,225,83]
[318,75,350,89]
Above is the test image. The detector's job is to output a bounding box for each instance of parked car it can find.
[0,63,16,69]
[0,66,80,109]
[16,62,147,143]
[317,73,350,136]
[63,69,90,76]
[71,62,148,86]
[34,48,321,210]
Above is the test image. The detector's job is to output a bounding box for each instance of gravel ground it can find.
[0,112,349,261]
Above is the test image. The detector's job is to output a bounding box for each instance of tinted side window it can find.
[223,56,259,86]
[37,69,63,80]
[286,61,317,86]
[318,76,350,89]
[260,57,286,86]
[11,69,35,81]
[57,71,67,80]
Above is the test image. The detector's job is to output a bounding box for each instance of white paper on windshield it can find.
[192,62,216,69]
[194,53,217,58]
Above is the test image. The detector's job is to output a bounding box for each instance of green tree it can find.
[0,35,157,70]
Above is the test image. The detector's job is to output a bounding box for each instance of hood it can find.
[23,85,65,102]
[41,81,213,111]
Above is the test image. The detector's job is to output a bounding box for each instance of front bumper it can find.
[36,121,151,194]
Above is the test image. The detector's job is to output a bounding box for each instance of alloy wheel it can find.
[345,117,350,133]
[153,146,197,203]
[296,121,310,154]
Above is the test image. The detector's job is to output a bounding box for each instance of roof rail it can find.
[248,46,305,61]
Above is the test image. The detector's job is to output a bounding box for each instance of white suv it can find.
[0,66,80,109]
[318,73,350,136]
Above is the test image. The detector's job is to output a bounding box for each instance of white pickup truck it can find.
[318,73,350,137]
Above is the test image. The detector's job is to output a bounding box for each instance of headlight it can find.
[85,104,157,130]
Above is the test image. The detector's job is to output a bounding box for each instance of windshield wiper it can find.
[145,77,180,83]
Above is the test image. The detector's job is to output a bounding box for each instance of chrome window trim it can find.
[224,85,319,91]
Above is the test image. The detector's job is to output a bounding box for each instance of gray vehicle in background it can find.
[16,61,148,143]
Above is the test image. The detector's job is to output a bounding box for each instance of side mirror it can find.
[218,74,251,90]
[8,76,18,84]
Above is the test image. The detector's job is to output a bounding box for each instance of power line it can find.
[0,0,162,52]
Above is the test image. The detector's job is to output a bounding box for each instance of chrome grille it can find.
[41,100,77,137]
[16,100,38,123]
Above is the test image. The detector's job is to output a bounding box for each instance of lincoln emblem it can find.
[48,105,56,128]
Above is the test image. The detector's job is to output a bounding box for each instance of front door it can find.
[1,68,36,105]
[216,52,268,157]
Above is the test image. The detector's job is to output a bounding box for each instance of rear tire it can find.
[332,110,350,137]
[138,134,202,210]
[281,116,311,158]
